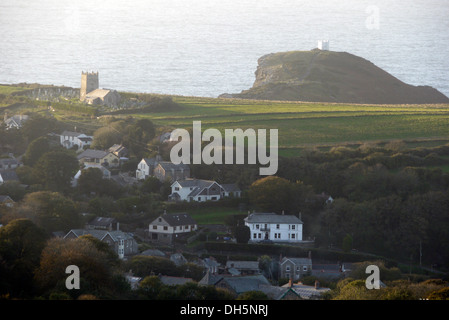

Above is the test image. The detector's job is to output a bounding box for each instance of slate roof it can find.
[0,170,19,182]
[158,161,190,171]
[244,212,303,224]
[159,213,197,226]
[77,149,110,160]
[87,217,116,228]
[218,275,270,294]
[280,257,312,266]
[65,229,134,242]
[221,183,241,192]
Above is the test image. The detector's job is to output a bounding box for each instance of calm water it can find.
[1,0,448,98]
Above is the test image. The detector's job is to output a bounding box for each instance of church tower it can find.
[80,71,99,101]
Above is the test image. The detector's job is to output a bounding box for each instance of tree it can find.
[14,191,81,233]
[235,225,250,244]
[0,219,48,298]
[34,237,114,298]
[22,136,52,167]
[34,150,79,192]
[237,290,269,300]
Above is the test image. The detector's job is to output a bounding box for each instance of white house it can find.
[135,156,161,180]
[244,212,303,243]
[148,212,198,244]
[169,178,240,202]
[60,130,93,150]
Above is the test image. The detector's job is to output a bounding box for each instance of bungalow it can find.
[60,131,93,150]
[77,149,119,168]
[148,212,198,244]
[244,212,303,243]
[169,178,240,202]
[64,228,138,259]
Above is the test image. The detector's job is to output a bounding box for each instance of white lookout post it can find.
[318,40,329,51]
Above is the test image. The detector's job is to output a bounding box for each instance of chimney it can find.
[117,222,120,231]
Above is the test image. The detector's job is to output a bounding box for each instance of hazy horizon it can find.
[1,0,448,98]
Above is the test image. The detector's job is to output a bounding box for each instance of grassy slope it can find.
[136,96,449,156]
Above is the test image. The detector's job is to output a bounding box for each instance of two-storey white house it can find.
[244,212,303,243]
[60,130,93,150]
[148,212,198,244]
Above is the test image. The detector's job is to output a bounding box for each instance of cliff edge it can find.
[220,49,449,104]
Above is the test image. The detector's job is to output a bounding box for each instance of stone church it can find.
[80,71,121,107]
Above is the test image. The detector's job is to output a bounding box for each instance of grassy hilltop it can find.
[221,50,449,104]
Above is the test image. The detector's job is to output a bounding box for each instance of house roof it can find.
[221,183,241,192]
[258,284,301,300]
[218,275,270,294]
[0,170,19,182]
[77,149,112,160]
[65,229,134,242]
[87,217,116,227]
[281,257,312,266]
[0,195,14,202]
[0,158,21,168]
[158,161,190,171]
[173,178,222,197]
[226,260,260,270]
[158,212,197,226]
[282,282,331,299]
[244,212,303,224]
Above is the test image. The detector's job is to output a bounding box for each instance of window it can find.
[286,266,290,272]
[175,187,179,191]
[258,233,262,239]
[303,266,308,272]
[276,224,280,229]
[152,225,157,230]
[253,233,257,239]
[291,225,296,230]
[163,226,168,231]
[256,224,259,229]
[291,234,296,239]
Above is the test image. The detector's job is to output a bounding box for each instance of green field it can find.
[129,96,449,156]
[5,85,449,156]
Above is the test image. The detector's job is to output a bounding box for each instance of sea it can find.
[0,0,448,98]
